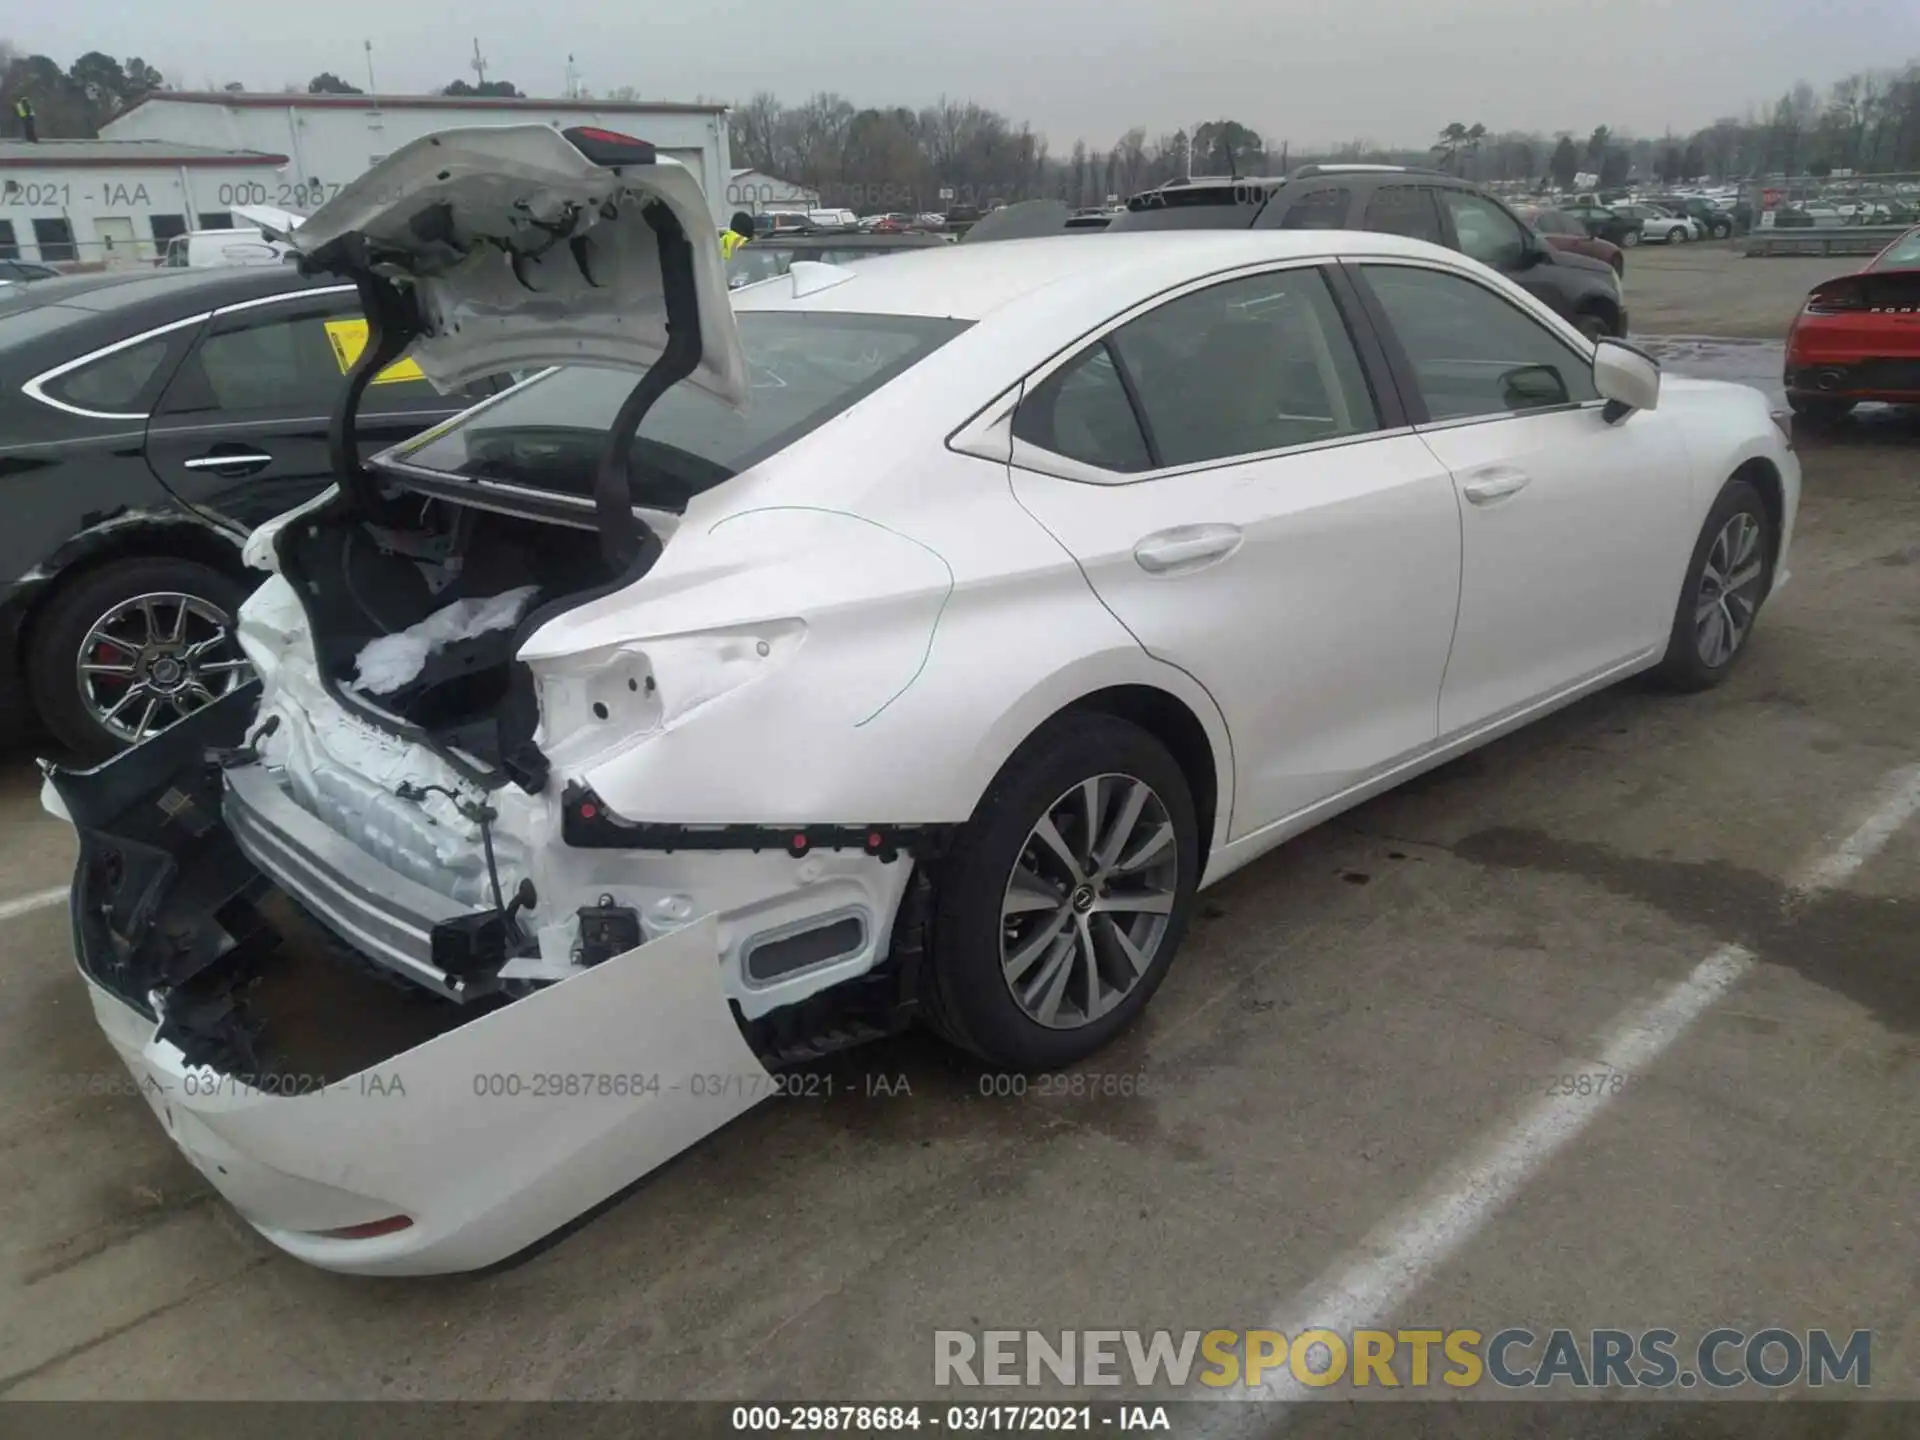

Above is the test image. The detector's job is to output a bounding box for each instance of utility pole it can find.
[363,39,378,96]
[470,38,489,89]
[564,55,579,99]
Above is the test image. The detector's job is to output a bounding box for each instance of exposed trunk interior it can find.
[55,689,497,1084]
[276,481,626,786]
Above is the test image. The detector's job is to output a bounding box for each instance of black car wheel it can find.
[1575,311,1613,343]
[923,713,1199,1070]
[1712,221,1733,240]
[1652,478,1774,692]
[1620,229,1640,248]
[29,557,254,762]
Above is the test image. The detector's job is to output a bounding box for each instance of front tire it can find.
[1651,478,1774,692]
[1667,226,1688,244]
[1712,221,1732,240]
[28,557,253,762]
[923,714,1199,1069]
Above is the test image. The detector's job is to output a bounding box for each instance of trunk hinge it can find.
[593,199,704,574]
[322,250,426,510]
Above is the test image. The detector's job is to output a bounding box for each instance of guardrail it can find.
[1743,224,1912,257]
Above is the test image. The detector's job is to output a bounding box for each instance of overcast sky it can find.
[16,0,1920,150]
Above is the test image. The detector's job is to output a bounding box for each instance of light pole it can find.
[363,40,377,95]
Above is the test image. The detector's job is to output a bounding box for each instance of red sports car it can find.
[1784,225,1920,422]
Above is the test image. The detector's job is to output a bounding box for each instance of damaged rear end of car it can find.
[45,124,956,1274]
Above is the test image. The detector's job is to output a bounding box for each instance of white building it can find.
[0,138,294,265]
[724,167,821,214]
[102,91,735,226]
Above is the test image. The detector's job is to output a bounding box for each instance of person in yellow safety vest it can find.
[719,212,754,261]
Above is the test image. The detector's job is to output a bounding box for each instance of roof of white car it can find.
[731,229,1460,320]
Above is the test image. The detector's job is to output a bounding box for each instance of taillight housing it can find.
[1804,282,1864,315]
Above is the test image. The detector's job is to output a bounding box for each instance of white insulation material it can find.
[350,586,540,696]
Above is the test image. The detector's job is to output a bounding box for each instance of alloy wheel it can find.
[76,591,252,744]
[999,773,1179,1030]
[1695,513,1765,668]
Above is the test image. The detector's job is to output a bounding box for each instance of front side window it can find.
[1363,186,1445,245]
[1443,191,1530,270]
[396,312,969,511]
[1363,264,1598,422]
[1014,267,1378,472]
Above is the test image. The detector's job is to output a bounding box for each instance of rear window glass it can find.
[1110,183,1277,231]
[1871,230,1920,269]
[391,311,969,512]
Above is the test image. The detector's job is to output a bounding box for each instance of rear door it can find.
[1004,262,1463,838]
[143,288,478,530]
[1352,260,1684,735]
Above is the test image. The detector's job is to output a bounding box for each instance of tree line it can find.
[5,40,1918,210]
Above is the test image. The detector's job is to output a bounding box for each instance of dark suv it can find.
[1109,166,1627,340]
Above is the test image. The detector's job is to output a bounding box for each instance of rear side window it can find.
[1363,186,1445,245]
[1272,187,1352,230]
[1014,267,1378,472]
[396,311,969,511]
[160,298,438,416]
[1013,345,1151,472]
[38,334,178,414]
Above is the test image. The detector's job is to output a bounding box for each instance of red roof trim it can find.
[0,152,290,169]
[118,91,727,116]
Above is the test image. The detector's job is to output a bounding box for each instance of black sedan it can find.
[0,268,500,758]
[1559,203,1646,249]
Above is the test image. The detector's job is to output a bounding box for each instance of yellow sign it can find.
[322,317,427,385]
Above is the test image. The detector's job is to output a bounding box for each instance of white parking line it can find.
[0,886,69,922]
[1209,761,1920,1415]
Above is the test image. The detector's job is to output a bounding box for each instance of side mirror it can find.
[1499,363,1570,410]
[1592,338,1660,422]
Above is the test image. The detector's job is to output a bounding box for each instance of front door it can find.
[1354,261,1686,736]
[144,289,479,531]
[1005,263,1463,838]
[94,217,139,266]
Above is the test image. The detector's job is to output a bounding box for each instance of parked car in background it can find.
[1516,205,1626,276]
[0,267,501,757]
[727,231,950,288]
[1560,203,1645,249]
[753,211,819,238]
[1613,204,1701,244]
[1111,165,1627,339]
[52,125,1797,1275]
[162,228,293,268]
[807,208,859,231]
[1783,224,1920,423]
[1646,196,1735,240]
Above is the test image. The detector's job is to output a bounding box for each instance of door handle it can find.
[183,450,273,474]
[1462,468,1532,504]
[1133,524,1243,574]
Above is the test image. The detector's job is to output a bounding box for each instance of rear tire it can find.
[1787,395,1856,425]
[923,714,1199,1070]
[1621,229,1641,248]
[1651,478,1774,693]
[28,557,253,763]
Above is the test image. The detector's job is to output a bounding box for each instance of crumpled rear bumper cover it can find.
[80,912,770,1276]
[51,692,778,1276]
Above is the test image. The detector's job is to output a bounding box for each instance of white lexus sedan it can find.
[48,127,1799,1275]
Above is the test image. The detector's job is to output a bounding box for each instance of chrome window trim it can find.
[21,283,359,422]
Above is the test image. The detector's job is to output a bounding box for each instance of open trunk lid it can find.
[289,124,747,404]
